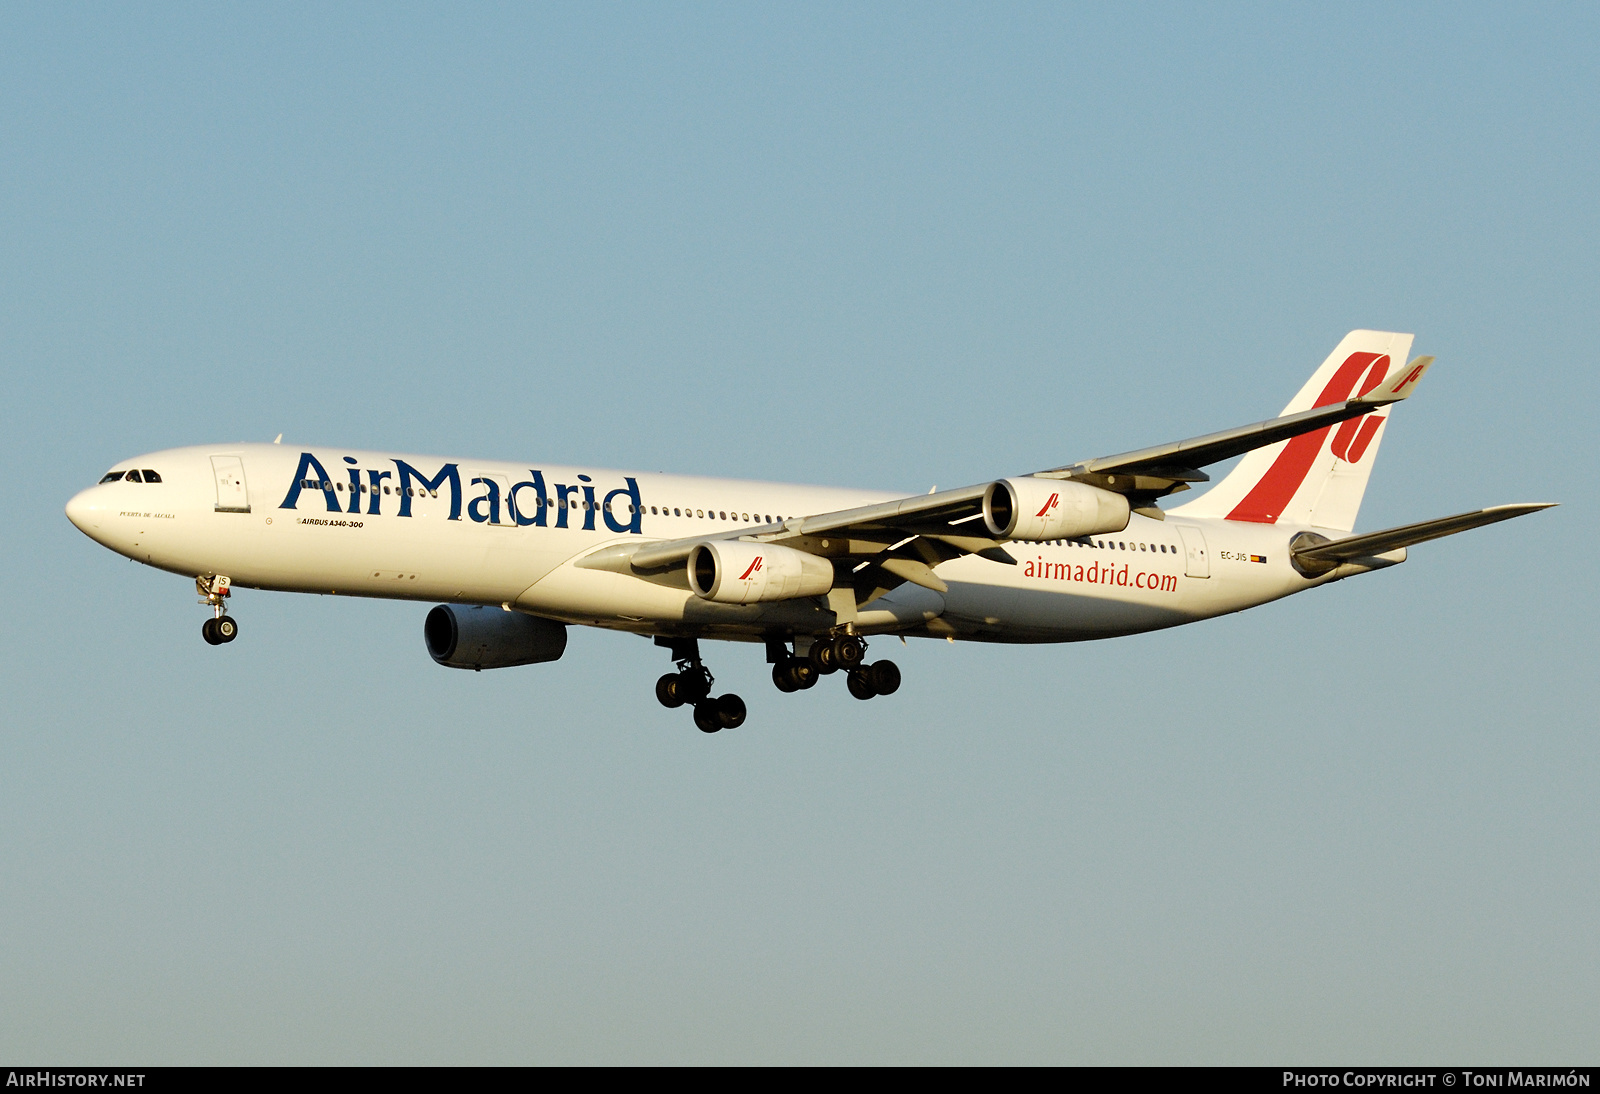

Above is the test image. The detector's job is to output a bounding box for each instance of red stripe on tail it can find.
[1226,353,1389,523]
[1329,358,1391,461]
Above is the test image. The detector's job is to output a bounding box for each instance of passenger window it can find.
[99,471,125,483]
[125,470,142,483]
[142,470,161,482]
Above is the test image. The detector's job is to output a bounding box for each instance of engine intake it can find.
[983,478,1130,541]
[425,604,568,669]
[687,541,834,605]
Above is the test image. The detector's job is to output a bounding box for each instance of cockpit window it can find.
[124,469,142,483]
[99,470,125,483]
[141,470,161,483]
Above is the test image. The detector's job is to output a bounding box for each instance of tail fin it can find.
[1169,330,1422,531]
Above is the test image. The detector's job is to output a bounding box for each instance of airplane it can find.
[65,330,1552,733]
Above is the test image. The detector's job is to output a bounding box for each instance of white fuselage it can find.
[65,443,1382,646]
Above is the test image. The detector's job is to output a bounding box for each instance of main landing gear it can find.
[197,575,238,646]
[654,638,747,734]
[771,634,901,701]
[652,634,903,733]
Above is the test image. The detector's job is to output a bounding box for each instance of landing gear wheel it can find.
[793,660,818,689]
[657,673,686,708]
[809,642,836,674]
[846,668,877,700]
[868,659,900,695]
[833,636,865,670]
[773,658,820,692]
[715,694,747,729]
[693,701,723,733]
[679,668,711,705]
[201,618,222,645]
[215,616,238,643]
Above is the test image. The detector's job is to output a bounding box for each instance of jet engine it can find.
[424,604,568,669]
[687,541,834,605]
[982,477,1130,541]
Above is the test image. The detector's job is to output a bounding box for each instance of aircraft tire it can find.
[716,694,747,729]
[201,618,223,645]
[772,662,800,693]
[809,642,836,673]
[868,660,900,695]
[216,617,238,643]
[793,660,819,689]
[680,668,712,705]
[693,701,722,733]
[846,669,877,701]
[834,636,865,669]
[656,673,685,708]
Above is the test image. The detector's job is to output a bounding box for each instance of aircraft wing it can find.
[582,355,1438,598]
[604,483,1007,598]
[1032,356,1434,510]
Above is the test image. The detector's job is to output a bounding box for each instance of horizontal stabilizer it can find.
[1292,503,1555,565]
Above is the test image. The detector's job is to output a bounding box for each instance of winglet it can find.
[1356,355,1433,405]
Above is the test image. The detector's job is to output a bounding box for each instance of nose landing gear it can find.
[197,575,238,645]
[654,637,746,733]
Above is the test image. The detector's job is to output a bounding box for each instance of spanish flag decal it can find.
[1250,554,1267,564]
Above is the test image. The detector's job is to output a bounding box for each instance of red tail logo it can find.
[1329,355,1392,464]
[1394,363,1427,393]
[1229,352,1392,523]
[1036,493,1060,518]
[738,557,763,580]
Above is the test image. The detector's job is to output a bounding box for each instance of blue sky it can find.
[2,4,1595,1063]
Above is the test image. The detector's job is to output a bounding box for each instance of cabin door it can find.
[1176,524,1210,578]
[211,455,251,513]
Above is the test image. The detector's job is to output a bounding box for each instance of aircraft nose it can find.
[65,487,101,534]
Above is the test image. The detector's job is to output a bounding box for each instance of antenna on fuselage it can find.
[273,434,282,444]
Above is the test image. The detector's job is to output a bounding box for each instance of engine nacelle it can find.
[982,477,1130,541]
[687,540,834,605]
[424,604,568,669]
